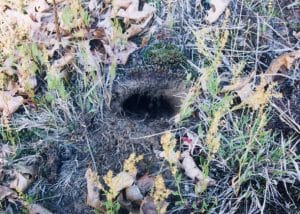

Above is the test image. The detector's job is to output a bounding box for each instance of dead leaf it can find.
[110,0,133,10]
[104,41,138,65]
[51,52,74,70]
[117,3,155,23]
[137,174,155,196]
[85,168,104,210]
[46,0,65,4]
[223,51,300,109]
[125,14,154,38]
[10,164,36,192]
[28,204,53,214]
[205,0,230,24]
[117,192,133,212]
[0,144,16,161]
[222,70,256,93]
[0,185,19,203]
[112,171,135,193]
[264,50,300,84]
[180,151,216,187]
[293,31,300,39]
[26,0,51,21]
[4,10,39,37]
[125,185,144,202]
[0,91,24,117]
[140,197,156,214]
[0,144,16,169]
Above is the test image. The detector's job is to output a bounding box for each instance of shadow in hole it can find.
[122,91,175,120]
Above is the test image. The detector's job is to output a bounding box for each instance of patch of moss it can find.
[144,43,187,68]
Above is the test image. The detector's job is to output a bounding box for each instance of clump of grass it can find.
[144,43,187,68]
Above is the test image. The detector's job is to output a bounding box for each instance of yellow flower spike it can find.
[160,132,180,176]
[152,175,171,204]
[123,153,143,176]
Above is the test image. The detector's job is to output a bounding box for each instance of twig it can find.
[53,0,61,42]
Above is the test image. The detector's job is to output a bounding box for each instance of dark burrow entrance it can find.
[122,91,176,120]
[30,71,187,213]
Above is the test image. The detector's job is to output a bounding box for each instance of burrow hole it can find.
[122,91,178,120]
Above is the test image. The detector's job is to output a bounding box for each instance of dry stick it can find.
[53,0,61,42]
[271,102,300,134]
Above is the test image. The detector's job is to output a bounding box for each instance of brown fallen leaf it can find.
[0,91,24,117]
[180,151,216,188]
[0,144,16,170]
[137,174,155,196]
[222,70,256,93]
[4,9,39,34]
[51,52,74,70]
[125,14,154,39]
[264,50,300,84]
[140,197,156,214]
[293,31,300,39]
[10,164,36,192]
[205,0,230,24]
[46,0,65,4]
[0,144,16,161]
[112,171,135,194]
[117,192,134,212]
[104,41,138,65]
[125,185,144,202]
[85,168,104,211]
[0,185,19,203]
[110,0,133,10]
[117,3,155,24]
[140,196,169,214]
[28,204,53,214]
[26,0,51,22]
[223,51,300,109]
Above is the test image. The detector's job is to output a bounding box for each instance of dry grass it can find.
[0,0,300,213]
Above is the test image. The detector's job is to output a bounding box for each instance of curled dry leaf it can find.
[140,197,169,214]
[51,52,75,70]
[125,15,153,39]
[112,171,135,193]
[264,50,300,84]
[103,41,138,65]
[0,91,24,117]
[109,0,133,10]
[0,144,16,162]
[117,3,155,24]
[205,0,230,24]
[85,168,104,210]
[28,204,53,214]
[0,185,19,203]
[117,192,133,212]
[180,151,216,187]
[140,197,156,214]
[125,185,144,202]
[0,145,16,176]
[4,9,39,31]
[137,174,155,196]
[10,165,37,192]
[223,50,300,109]
[293,31,300,39]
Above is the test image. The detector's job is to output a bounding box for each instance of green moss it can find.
[144,43,187,68]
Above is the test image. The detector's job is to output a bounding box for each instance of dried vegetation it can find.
[0,0,300,213]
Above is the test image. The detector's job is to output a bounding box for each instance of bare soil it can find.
[27,65,187,213]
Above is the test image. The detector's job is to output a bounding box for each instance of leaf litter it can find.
[0,0,156,118]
